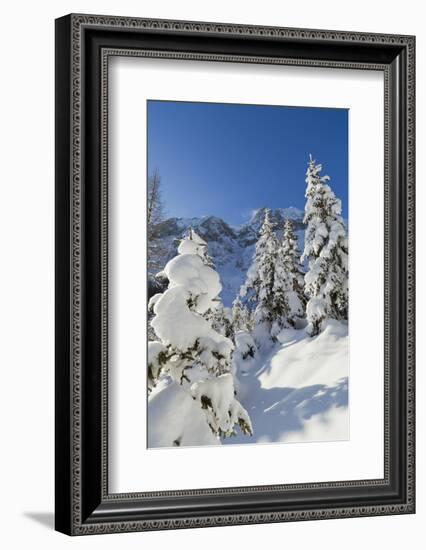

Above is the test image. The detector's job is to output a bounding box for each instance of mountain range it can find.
[149,207,306,306]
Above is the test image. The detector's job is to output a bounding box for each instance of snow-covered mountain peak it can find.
[279,206,305,220]
[150,207,306,306]
[248,206,304,228]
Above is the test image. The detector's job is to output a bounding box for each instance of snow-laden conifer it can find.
[191,374,252,438]
[205,302,234,340]
[181,228,233,338]
[302,155,348,336]
[271,219,305,336]
[232,331,257,376]
[147,232,252,439]
[231,296,253,333]
[179,226,214,267]
[240,209,278,344]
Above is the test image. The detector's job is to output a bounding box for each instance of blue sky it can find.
[147,100,348,225]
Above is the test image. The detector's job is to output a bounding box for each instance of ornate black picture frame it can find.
[55,14,415,535]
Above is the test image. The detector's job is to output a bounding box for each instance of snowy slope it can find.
[224,320,349,445]
[148,320,348,448]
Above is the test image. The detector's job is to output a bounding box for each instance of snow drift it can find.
[225,320,349,445]
[148,321,348,448]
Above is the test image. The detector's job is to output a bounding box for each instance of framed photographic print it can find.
[55,14,415,535]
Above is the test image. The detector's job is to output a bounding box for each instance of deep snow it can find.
[148,320,348,448]
[148,382,219,447]
[224,320,349,445]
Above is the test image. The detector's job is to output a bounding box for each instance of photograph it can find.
[52,9,415,538]
[146,100,349,448]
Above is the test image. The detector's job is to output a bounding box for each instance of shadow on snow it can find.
[223,371,348,445]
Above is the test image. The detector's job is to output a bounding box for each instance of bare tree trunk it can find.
[147,168,166,272]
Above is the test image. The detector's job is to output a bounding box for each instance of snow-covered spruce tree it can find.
[181,226,215,268]
[180,228,232,338]
[302,155,349,336]
[231,296,253,333]
[230,295,257,377]
[232,331,257,377]
[240,209,278,344]
[147,232,252,439]
[270,219,305,337]
[207,302,234,340]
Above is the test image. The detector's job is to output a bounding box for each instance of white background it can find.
[0,1,423,549]
[110,58,384,492]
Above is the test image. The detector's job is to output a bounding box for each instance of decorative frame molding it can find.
[55,14,415,535]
